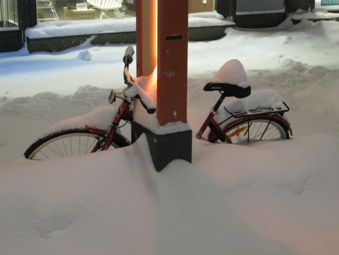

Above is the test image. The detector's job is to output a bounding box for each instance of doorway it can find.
[0,0,23,52]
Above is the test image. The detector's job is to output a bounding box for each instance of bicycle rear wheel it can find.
[218,116,290,144]
[24,128,130,160]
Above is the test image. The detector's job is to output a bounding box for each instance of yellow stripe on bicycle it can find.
[228,126,248,138]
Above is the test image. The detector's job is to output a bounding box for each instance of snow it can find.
[1,13,339,255]
[209,59,250,88]
[26,18,137,39]
[291,9,339,20]
[240,88,285,111]
[213,89,288,129]
[40,104,119,138]
[26,12,234,39]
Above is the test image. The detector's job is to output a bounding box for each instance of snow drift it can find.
[1,14,339,255]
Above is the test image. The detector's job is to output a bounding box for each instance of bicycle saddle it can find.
[203,82,251,98]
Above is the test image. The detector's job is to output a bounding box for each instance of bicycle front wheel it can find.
[222,116,290,144]
[24,128,130,160]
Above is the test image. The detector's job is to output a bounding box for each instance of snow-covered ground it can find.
[1,14,339,255]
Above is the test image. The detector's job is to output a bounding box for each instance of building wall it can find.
[189,0,214,13]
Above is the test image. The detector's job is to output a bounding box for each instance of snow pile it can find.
[78,50,92,61]
[1,17,339,255]
[26,12,234,39]
[209,59,250,88]
[1,133,339,255]
[26,18,137,39]
[213,89,287,128]
[39,104,119,138]
[189,11,235,27]
[243,88,285,110]
[291,10,339,20]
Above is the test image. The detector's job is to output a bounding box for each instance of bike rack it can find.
[225,101,290,118]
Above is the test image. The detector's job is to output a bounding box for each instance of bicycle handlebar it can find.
[123,80,156,114]
[108,46,156,115]
[123,45,134,65]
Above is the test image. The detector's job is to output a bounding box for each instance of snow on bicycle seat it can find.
[204,82,251,98]
[204,59,251,98]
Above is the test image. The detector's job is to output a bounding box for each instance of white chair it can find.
[37,0,59,21]
[87,0,123,19]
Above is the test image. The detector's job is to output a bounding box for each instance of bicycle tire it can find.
[209,115,291,144]
[24,128,130,160]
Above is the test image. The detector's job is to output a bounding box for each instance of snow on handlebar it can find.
[108,46,156,115]
[108,83,156,114]
[124,81,156,114]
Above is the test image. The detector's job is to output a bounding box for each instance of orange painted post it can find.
[136,0,157,77]
[157,0,188,125]
[135,0,191,171]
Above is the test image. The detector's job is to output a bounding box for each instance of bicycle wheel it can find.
[24,128,130,160]
[217,116,290,144]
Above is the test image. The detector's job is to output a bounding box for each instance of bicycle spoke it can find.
[27,132,103,159]
[25,128,130,160]
[224,118,287,144]
[47,143,65,157]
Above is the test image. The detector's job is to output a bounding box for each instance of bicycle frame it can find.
[25,43,293,161]
[196,91,293,143]
[87,99,133,152]
[196,91,232,143]
[208,113,292,143]
[84,46,156,153]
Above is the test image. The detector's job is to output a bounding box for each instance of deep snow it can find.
[1,12,339,255]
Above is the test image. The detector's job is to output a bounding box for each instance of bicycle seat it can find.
[203,82,251,98]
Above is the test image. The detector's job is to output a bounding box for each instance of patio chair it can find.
[87,0,123,19]
[37,0,59,21]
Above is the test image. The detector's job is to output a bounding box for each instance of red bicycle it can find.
[24,47,292,160]
[24,46,156,160]
[196,76,292,144]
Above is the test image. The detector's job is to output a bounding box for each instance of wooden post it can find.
[135,0,192,171]
[136,0,157,77]
[156,0,188,125]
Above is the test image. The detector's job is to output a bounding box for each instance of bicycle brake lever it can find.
[108,89,116,104]
[112,91,132,104]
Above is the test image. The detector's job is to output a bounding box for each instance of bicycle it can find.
[196,63,293,143]
[24,47,292,160]
[24,46,156,160]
